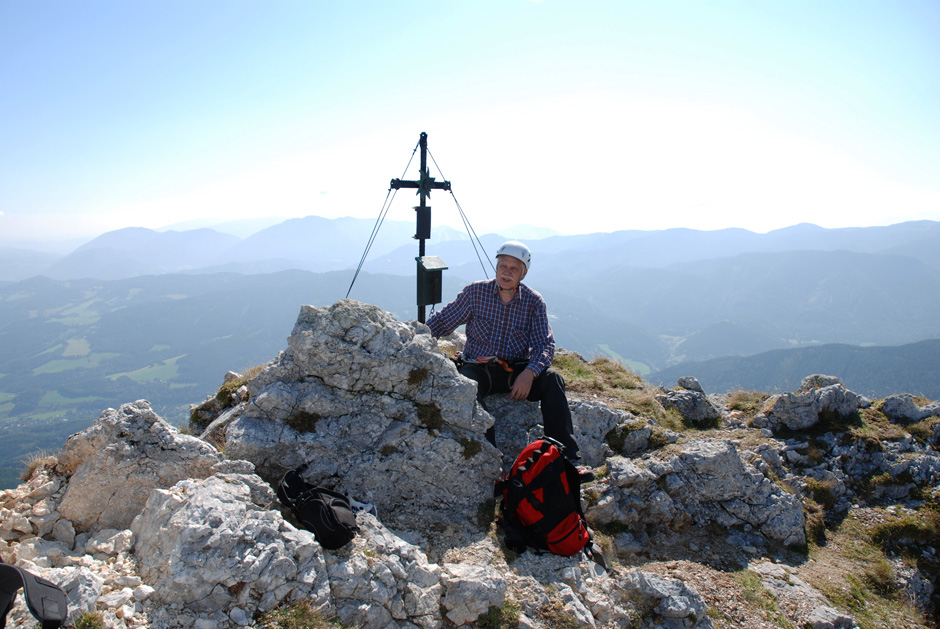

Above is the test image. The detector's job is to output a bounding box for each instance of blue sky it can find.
[2,0,939,242]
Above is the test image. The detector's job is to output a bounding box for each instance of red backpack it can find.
[496,438,593,557]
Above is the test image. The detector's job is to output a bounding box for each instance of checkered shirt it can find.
[427,279,555,375]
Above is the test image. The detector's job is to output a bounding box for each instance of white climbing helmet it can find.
[495,241,531,271]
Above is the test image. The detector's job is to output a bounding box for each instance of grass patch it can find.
[38,390,102,407]
[726,389,771,416]
[214,364,264,407]
[659,407,686,432]
[805,478,838,510]
[856,470,919,501]
[285,411,321,433]
[647,426,673,450]
[48,298,103,325]
[62,337,91,357]
[407,367,429,386]
[853,407,909,443]
[478,599,521,629]
[553,353,661,417]
[804,499,827,547]
[908,418,940,445]
[733,569,791,627]
[805,511,929,628]
[537,600,581,629]
[458,437,482,459]
[417,403,443,431]
[823,572,923,629]
[863,558,896,595]
[871,507,940,548]
[554,353,643,391]
[73,612,106,629]
[597,343,650,375]
[20,450,58,481]
[257,601,353,628]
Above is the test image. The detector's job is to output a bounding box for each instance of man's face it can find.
[496,255,527,291]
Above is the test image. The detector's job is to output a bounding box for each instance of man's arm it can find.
[526,297,555,375]
[426,284,474,338]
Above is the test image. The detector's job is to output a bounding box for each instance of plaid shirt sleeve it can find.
[426,282,476,337]
[519,286,555,375]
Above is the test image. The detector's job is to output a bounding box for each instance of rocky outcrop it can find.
[881,393,940,423]
[753,375,870,432]
[57,400,225,532]
[1,300,938,628]
[656,377,720,426]
[590,439,806,548]
[220,300,501,533]
[130,472,331,616]
[620,571,711,628]
[750,562,856,629]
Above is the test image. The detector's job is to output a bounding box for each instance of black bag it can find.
[0,562,68,629]
[276,464,359,550]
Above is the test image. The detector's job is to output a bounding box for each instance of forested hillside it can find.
[650,339,940,400]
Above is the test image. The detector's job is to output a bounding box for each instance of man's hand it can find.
[510,368,536,401]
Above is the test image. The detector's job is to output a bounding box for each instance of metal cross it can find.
[390,132,451,322]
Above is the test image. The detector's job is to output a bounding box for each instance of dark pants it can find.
[458,361,580,461]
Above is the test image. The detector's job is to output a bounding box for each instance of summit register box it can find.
[416,256,448,307]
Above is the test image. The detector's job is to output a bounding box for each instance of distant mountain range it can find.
[2,217,939,487]
[5,217,939,283]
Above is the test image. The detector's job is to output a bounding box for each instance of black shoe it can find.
[567,460,594,482]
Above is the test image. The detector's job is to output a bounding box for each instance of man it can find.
[426,241,581,463]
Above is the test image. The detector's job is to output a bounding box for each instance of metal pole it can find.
[417,132,429,322]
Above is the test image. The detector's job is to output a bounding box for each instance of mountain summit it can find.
[1,300,938,627]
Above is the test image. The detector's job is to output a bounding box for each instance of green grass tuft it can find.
[257,601,353,628]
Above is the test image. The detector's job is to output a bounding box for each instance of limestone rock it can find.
[800,374,844,392]
[656,387,720,426]
[130,473,332,616]
[751,561,859,629]
[57,400,224,532]
[678,376,705,393]
[222,300,502,532]
[591,439,805,547]
[881,393,940,423]
[326,513,443,627]
[620,570,712,628]
[481,395,629,468]
[755,383,865,432]
[441,563,507,625]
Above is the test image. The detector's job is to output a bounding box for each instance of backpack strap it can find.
[505,457,567,510]
[0,563,68,629]
[504,456,578,541]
